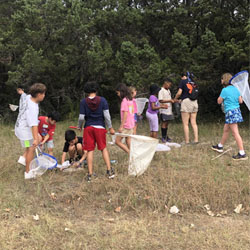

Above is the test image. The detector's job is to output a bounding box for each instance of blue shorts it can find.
[134,113,138,123]
[225,108,243,124]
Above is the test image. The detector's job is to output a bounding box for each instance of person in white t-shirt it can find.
[16,85,27,166]
[15,83,47,179]
[158,78,175,143]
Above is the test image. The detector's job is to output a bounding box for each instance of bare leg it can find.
[115,136,130,153]
[220,124,230,145]
[68,145,76,159]
[76,143,83,157]
[126,136,131,150]
[230,124,244,151]
[87,150,94,175]
[48,148,53,156]
[181,112,190,143]
[151,131,158,139]
[133,123,138,135]
[190,112,198,142]
[25,146,35,173]
[102,148,111,170]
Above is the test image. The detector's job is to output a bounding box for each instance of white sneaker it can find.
[18,156,26,166]
[24,171,35,180]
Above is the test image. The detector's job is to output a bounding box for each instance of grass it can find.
[0,119,249,249]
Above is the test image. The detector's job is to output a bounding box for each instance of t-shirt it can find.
[15,95,39,140]
[120,97,135,129]
[19,93,27,111]
[158,87,172,115]
[220,85,241,113]
[178,79,190,100]
[147,95,159,114]
[132,98,138,114]
[38,116,56,141]
[80,96,109,128]
[63,137,83,153]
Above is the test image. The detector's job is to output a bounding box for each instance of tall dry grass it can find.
[0,119,249,249]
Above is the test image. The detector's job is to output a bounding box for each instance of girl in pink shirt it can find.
[115,83,135,153]
[129,86,138,135]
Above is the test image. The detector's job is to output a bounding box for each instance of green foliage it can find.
[0,0,249,118]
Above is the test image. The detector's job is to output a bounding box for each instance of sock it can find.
[218,143,223,148]
[239,150,245,156]
[161,128,167,139]
[165,128,168,138]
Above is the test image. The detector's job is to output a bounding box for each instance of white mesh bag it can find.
[135,98,148,115]
[29,148,57,177]
[128,135,158,176]
[230,70,250,110]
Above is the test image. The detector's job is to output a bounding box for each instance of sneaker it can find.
[166,137,172,142]
[161,138,167,143]
[107,168,115,179]
[232,153,248,161]
[86,174,92,182]
[18,156,26,166]
[211,144,223,153]
[24,171,35,180]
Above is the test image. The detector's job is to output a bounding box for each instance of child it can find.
[115,83,135,153]
[211,73,247,160]
[158,78,175,142]
[15,83,46,179]
[16,85,27,166]
[146,84,168,139]
[78,82,115,181]
[61,129,86,166]
[129,86,138,135]
[38,111,60,156]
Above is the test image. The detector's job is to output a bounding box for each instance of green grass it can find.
[0,119,249,249]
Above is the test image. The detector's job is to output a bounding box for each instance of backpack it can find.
[186,81,199,100]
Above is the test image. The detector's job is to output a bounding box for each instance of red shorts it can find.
[83,126,107,151]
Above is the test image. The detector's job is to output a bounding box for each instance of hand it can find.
[109,127,115,135]
[77,127,82,131]
[33,139,39,147]
[171,99,175,104]
[72,161,81,168]
[161,104,168,109]
[118,126,123,133]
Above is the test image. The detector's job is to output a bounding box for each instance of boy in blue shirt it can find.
[78,82,115,181]
[212,73,247,160]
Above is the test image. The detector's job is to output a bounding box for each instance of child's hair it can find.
[17,84,25,91]
[29,83,46,97]
[48,111,60,122]
[163,78,173,84]
[65,130,76,142]
[116,83,132,100]
[84,82,99,94]
[221,73,233,85]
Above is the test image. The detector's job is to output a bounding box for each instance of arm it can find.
[151,102,168,110]
[119,111,128,133]
[239,96,243,104]
[61,152,67,164]
[103,109,115,135]
[41,134,50,145]
[32,126,39,147]
[159,99,174,104]
[174,88,182,100]
[78,114,85,129]
[217,96,223,105]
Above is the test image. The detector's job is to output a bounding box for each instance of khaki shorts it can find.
[121,128,134,135]
[181,98,198,113]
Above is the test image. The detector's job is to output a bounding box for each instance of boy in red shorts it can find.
[78,82,115,182]
[38,111,60,156]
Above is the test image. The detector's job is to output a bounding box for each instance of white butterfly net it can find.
[230,71,250,111]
